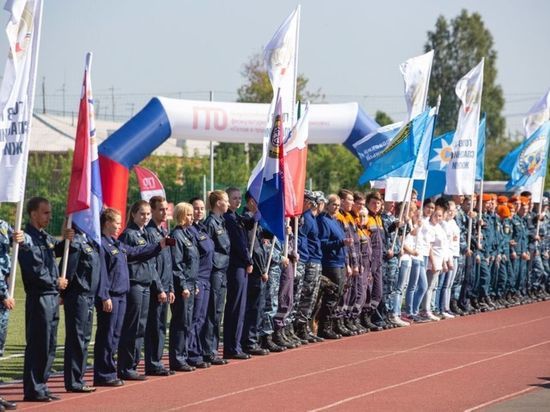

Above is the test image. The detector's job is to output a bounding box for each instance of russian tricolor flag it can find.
[66,52,103,244]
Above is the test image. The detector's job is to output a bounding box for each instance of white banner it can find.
[158,97,359,144]
[445,59,484,195]
[0,0,42,202]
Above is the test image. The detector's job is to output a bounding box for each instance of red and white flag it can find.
[284,102,309,217]
[134,165,166,201]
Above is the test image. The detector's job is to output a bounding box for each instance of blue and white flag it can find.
[248,94,286,241]
[357,109,431,185]
[499,121,550,191]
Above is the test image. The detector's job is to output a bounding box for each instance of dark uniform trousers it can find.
[223,265,248,356]
[169,286,195,369]
[24,294,59,399]
[242,274,265,349]
[63,291,94,390]
[188,277,211,364]
[94,295,126,383]
[144,295,169,373]
[203,269,226,358]
[320,266,345,322]
[118,282,150,377]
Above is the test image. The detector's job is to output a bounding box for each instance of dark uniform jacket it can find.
[204,212,231,272]
[119,222,161,287]
[145,220,173,294]
[170,225,199,291]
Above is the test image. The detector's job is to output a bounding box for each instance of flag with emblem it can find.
[499,120,550,191]
[0,0,43,202]
[66,52,103,245]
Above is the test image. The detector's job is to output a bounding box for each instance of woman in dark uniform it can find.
[169,202,200,372]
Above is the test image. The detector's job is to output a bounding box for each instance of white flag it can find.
[0,0,43,202]
[523,89,550,140]
[385,50,434,200]
[249,6,300,191]
[520,89,550,201]
[445,59,484,195]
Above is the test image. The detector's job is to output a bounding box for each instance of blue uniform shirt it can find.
[145,220,173,294]
[300,209,322,264]
[119,222,161,287]
[224,210,252,268]
[18,223,63,296]
[170,225,199,291]
[189,222,214,280]
[317,212,346,268]
[204,212,231,272]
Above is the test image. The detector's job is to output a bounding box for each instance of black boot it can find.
[260,334,286,352]
[318,319,341,340]
[353,317,368,334]
[450,299,464,316]
[286,324,307,345]
[362,311,383,332]
[334,318,355,337]
[306,324,324,342]
[295,322,316,343]
[273,328,296,349]
[344,318,360,334]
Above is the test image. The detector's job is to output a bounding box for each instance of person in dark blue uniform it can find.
[61,226,107,393]
[14,197,73,402]
[187,197,215,368]
[94,208,164,387]
[223,187,253,360]
[241,195,270,356]
[144,196,175,376]
[117,200,164,381]
[203,190,231,365]
[169,202,199,372]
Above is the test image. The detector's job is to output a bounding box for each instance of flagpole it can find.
[535,174,547,237]
[7,201,24,298]
[60,214,73,279]
[291,5,300,127]
[420,95,441,206]
[477,180,484,247]
[265,236,277,277]
[249,221,258,259]
[209,90,215,192]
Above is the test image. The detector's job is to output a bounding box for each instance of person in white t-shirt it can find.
[419,205,447,321]
[409,199,435,321]
[435,200,460,318]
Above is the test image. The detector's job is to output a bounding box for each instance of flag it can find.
[353,121,402,169]
[250,94,285,241]
[67,53,103,245]
[248,6,300,197]
[445,59,484,195]
[413,114,487,198]
[134,165,166,201]
[357,109,431,185]
[401,50,434,122]
[284,102,309,217]
[0,0,43,202]
[520,90,550,200]
[523,89,550,140]
[383,108,436,201]
[499,121,550,191]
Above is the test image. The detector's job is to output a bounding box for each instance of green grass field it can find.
[0,272,87,383]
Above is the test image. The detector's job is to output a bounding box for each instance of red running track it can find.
[4,300,550,411]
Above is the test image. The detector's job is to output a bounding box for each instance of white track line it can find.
[463,386,539,412]
[309,340,550,411]
[168,314,550,410]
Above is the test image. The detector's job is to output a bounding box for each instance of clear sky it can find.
[1,0,549,134]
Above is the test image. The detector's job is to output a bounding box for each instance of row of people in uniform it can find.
[1,187,548,407]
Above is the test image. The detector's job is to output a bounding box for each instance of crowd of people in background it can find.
[0,186,548,409]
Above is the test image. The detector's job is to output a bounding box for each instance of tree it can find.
[425,10,505,142]
[375,110,394,127]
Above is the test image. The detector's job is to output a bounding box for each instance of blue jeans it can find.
[434,257,458,312]
[391,260,411,317]
[406,258,427,316]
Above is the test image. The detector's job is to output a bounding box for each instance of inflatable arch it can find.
[98,97,379,220]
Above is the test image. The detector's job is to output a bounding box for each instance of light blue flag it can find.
[475,113,486,181]
[499,121,550,191]
[357,109,431,185]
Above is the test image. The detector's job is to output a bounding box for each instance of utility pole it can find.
[210,90,214,191]
[109,86,115,121]
[41,77,46,114]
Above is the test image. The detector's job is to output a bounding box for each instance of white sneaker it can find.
[389,315,410,327]
[441,311,455,319]
[426,312,440,321]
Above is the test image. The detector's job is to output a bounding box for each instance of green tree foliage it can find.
[425,10,505,142]
[375,111,394,127]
